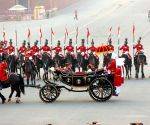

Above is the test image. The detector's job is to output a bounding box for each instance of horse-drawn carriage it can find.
[39,68,115,103]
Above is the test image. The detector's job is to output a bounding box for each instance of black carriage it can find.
[39,68,115,103]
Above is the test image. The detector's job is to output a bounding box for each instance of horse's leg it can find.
[0,92,6,104]
[136,64,139,79]
[8,87,15,102]
[141,64,145,78]
[26,74,30,86]
[15,89,21,103]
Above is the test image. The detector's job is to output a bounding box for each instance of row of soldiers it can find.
[0,37,146,61]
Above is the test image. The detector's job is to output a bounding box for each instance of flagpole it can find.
[50,27,53,57]
[75,27,78,53]
[28,28,31,44]
[15,29,18,55]
[117,27,120,57]
[132,24,135,58]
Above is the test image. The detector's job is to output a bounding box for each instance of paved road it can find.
[0,78,150,125]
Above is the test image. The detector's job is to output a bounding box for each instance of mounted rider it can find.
[0,56,8,90]
[41,39,51,55]
[18,40,27,55]
[52,40,63,56]
[119,38,132,59]
[87,39,99,69]
[25,42,33,60]
[77,39,87,59]
[133,37,147,65]
[87,39,97,53]
[64,39,74,54]
[107,38,114,52]
[31,40,40,56]
[5,39,15,55]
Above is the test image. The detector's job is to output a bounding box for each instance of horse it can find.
[121,53,132,79]
[17,53,25,75]
[7,54,17,73]
[53,53,65,68]
[134,52,146,79]
[24,59,37,86]
[42,52,54,79]
[64,53,76,72]
[103,53,112,67]
[33,55,43,79]
[76,52,88,71]
[87,52,99,70]
[0,73,25,104]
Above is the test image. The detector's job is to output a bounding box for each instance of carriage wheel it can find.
[39,85,59,103]
[89,77,113,102]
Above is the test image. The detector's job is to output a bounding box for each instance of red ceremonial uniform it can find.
[41,45,51,52]
[120,45,129,53]
[31,45,39,54]
[133,43,143,54]
[65,45,74,52]
[87,46,97,52]
[25,49,33,58]
[6,45,15,54]
[114,66,124,87]
[52,46,62,53]
[107,45,114,51]
[18,46,27,54]
[106,59,123,87]
[0,61,8,81]
[107,59,116,74]
[0,48,4,54]
[77,45,86,52]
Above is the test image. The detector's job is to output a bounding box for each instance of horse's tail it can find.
[18,74,25,94]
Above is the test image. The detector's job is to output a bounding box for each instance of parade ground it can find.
[0,0,150,125]
[0,78,150,125]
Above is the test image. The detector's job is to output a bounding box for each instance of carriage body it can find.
[40,69,115,103]
[53,69,110,87]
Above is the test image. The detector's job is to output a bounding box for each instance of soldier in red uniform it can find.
[133,37,147,64]
[52,40,62,54]
[18,40,27,55]
[0,58,8,90]
[64,39,74,54]
[107,38,114,52]
[6,39,15,55]
[119,38,131,59]
[106,52,124,96]
[41,39,51,54]
[77,39,87,59]
[87,39,97,53]
[30,40,40,56]
[25,42,33,60]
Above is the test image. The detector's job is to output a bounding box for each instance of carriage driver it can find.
[133,37,147,65]
[0,56,8,90]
